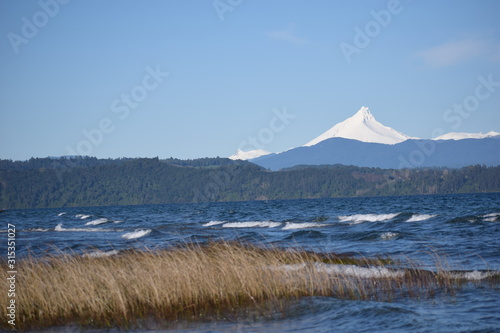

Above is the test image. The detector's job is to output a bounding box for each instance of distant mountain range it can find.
[230,107,500,170]
[251,136,500,171]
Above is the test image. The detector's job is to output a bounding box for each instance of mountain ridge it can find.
[231,107,499,165]
[251,136,500,171]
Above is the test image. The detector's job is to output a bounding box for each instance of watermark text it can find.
[6,224,17,327]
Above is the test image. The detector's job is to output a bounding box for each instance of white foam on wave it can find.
[76,214,91,219]
[55,223,119,232]
[338,213,399,224]
[26,228,51,232]
[315,263,405,278]
[222,221,281,228]
[85,218,109,226]
[407,214,436,222]
[482,213,500,222]
[380,232,399,240]
[203,220,226,227]
[273,263,404,278]
[57,212,66,216]
[447,270,499,281]
[121,229,152,239]
[82,250,120,258]
[273,264,499,281]
[282,222,327,230]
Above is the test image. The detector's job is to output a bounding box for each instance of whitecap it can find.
[121,229,152,239]
[82,250,120,258]
[446,270,499,281]
[314,263,404,278]
[222,221,281,228]
[203,220,226,227]
[338,213,400,224]
[85,218,109,226]
[406,214,436,222]
[27,228,50,232]
[380,232,399,240]
[55,223,119,232]
[282,222,327,230]
[482,213,500,222]
[75,214,91,219]
[271,263,404,278]
[57,212,66,216]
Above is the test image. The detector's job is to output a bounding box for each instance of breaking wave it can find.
[85,218,109,226]
[54,223,118,232]
[75,214,91,219]
[275,264,499,281]
[203,220,226,227]
[407,214,436,222]
[121,229,151,239]
[276,263,404,279]
[26,228,51,232]
[380,232,399,240]
[338,213,400,224]
[482,213,500,222]
[315,263,405,278]
[446,270,500,281]
[222,221,281,228]
[282,222,328,230]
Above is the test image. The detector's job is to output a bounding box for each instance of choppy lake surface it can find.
[2,193,499,332]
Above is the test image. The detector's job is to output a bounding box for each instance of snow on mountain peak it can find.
[433,131,500,141]
[353,106,374,121]
[304,107,413,146]
[229,149,271,160]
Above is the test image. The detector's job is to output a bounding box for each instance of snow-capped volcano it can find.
[304,107,413,146]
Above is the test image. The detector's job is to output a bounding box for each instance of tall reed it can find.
[0,242,494,331]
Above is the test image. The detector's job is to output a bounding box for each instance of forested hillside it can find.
[0,157,499,209]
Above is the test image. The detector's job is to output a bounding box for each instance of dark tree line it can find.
[0,157,499,209]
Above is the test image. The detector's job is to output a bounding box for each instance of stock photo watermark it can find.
[193,106,295,203]
[339,0,409,64]
[441,74,499,132]
[213,0,243,22]
[7,0,70,54]
[237,107,296,152]
[398,74,499,169]
[65,65,169,157]
[51,65,168,181]
[5,224,17,327]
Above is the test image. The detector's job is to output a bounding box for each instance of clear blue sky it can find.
[1,0,499,160]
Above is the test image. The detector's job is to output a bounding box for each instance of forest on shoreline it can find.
[1,157,499,209]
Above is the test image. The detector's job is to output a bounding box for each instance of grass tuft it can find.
[1,241,497,331]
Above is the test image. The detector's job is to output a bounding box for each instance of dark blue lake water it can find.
[1,193,499,332]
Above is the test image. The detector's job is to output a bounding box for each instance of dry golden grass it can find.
[0,242,493,330]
